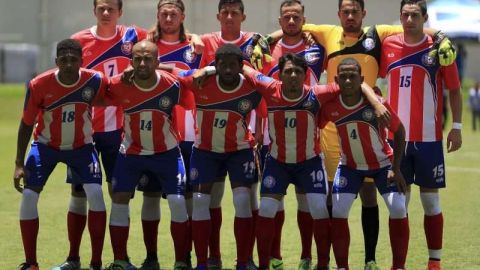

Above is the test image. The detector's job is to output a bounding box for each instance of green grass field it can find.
[1,84,479,270]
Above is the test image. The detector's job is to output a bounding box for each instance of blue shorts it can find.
[25,142,102,187]
[67,129,122,184]
[401,141,446,188]
[333,165,398,195]
[190,147,256,186]
[112,147,186,194]
[260,155,328,195]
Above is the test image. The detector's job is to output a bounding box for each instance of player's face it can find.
[216,55,243,86]
[56,51,82,76]
[279,4,305,37]
[400,4,427,36]
[217,3,246,34]
[157,4,185,35]
[94,0,122,27]
[279,60,306,92]
[338,0,365,34]
[335,64,364,97]
[132,49,159,80]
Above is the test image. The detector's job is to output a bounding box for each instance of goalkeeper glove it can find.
[429,31,457,66]
[250,33,273,70]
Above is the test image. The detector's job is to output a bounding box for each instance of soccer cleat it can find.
[365,261,381,270]
[105,260,137,270]
[194,265,207,270]
[52,259,81,270]
[269,258,284,270]
[173,261,189,270]
[138,258,160,270]
[207,257,223,270]
[313,266,330,270]
[298,258,312,270]
[18,263,39,270]
[89,265,103,270]
[427,260,441,270]
[235,265,247,270]
[246,258,258,270]
[185,252,192,269]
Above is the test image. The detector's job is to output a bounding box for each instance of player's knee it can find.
[306,193,329,219]
[83,183,106,212]
[250,182,259,210]
[20,188,40,220]
[420,192,441,216]
[69,196,87,215]
[233,187,252,218]
[210,182,225,208]
[259,197,280,218]
[332,193,356,218]
[141,196,161,221]
[192,192,211,221]
[110,203,129,226]
[382,193,407,219]
[167,194,188,222]
[296,193,310,212]
[359,183,378,207]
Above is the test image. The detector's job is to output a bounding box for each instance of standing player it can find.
[379,1,462,269]
[199,1,262,268]
[104,40,192,270]
[60,1,147,269]
[256,1,457,268]
[321,58,409,270]
[142,0,202,268]
[13,39,108,270]
[256,1,327,269]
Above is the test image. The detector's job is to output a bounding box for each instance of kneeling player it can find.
[13,39,108,270]
[320,58,408,270]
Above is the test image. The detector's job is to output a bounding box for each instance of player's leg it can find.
[295,187,313,269]
[227,149,257,269]
[359,180,380,270]
[256,154,289,270]
[331,165,364,270]
[298,156,330,270]
[208,174,226,269]
[179,141,195,269]
[19,142,56,269]
[247,146,262,269]
[375,167,409,270]
[190,147,218,269]
[154,148,190,269]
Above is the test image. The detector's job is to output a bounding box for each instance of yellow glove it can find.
[250,34,273,71]
[429,31,457,66]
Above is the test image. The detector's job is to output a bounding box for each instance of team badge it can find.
[82,87,94,102]
[238,99,253,113]
[336,176,348,188]
[190,168,199,180]
[422,53,436,66]
[121,41,133,55]
[362,38,376,51]
[302,99,314,109]
[362,108,375,121]
[183,47,197,64]
[304,51,320,65]
[263,175,276,189]
[245,45,254,58]
[138,174,149,187]
[159,96,172,109]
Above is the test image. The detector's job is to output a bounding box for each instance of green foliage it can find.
[1,84,479,269]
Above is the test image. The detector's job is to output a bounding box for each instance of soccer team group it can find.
[12,0,463,270]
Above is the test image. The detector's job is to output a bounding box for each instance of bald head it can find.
[133,40,159,59]
[131,40,159,81]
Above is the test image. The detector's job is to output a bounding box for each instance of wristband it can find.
[204,66,216,75]
[452,122,462,130]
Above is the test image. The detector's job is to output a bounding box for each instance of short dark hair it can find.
[280,0,304,14]
[218,0,244,13]
[93,0,123,10]
[400,0,427,16]
[337,57,362,75]
[56,39,83,57]
[215,44,244,64]
[279,53,308,74]
[338,0,364,11]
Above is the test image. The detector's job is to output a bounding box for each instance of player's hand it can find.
[430,31,457,66]
[373,103,391,128]
[121,65,135,85]
[250,34,273,71]
[302,32,317,48]
[387,169,407,194]
[189,34,205,55]
[446,128,462,153]
[13,164,25,193]
[192,68,210,89]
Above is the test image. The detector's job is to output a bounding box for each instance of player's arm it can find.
[14,121,34,193]
[389,121,407,194]
[243,65,279,96]
[447,88,463,153]
[360,83,391,126]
